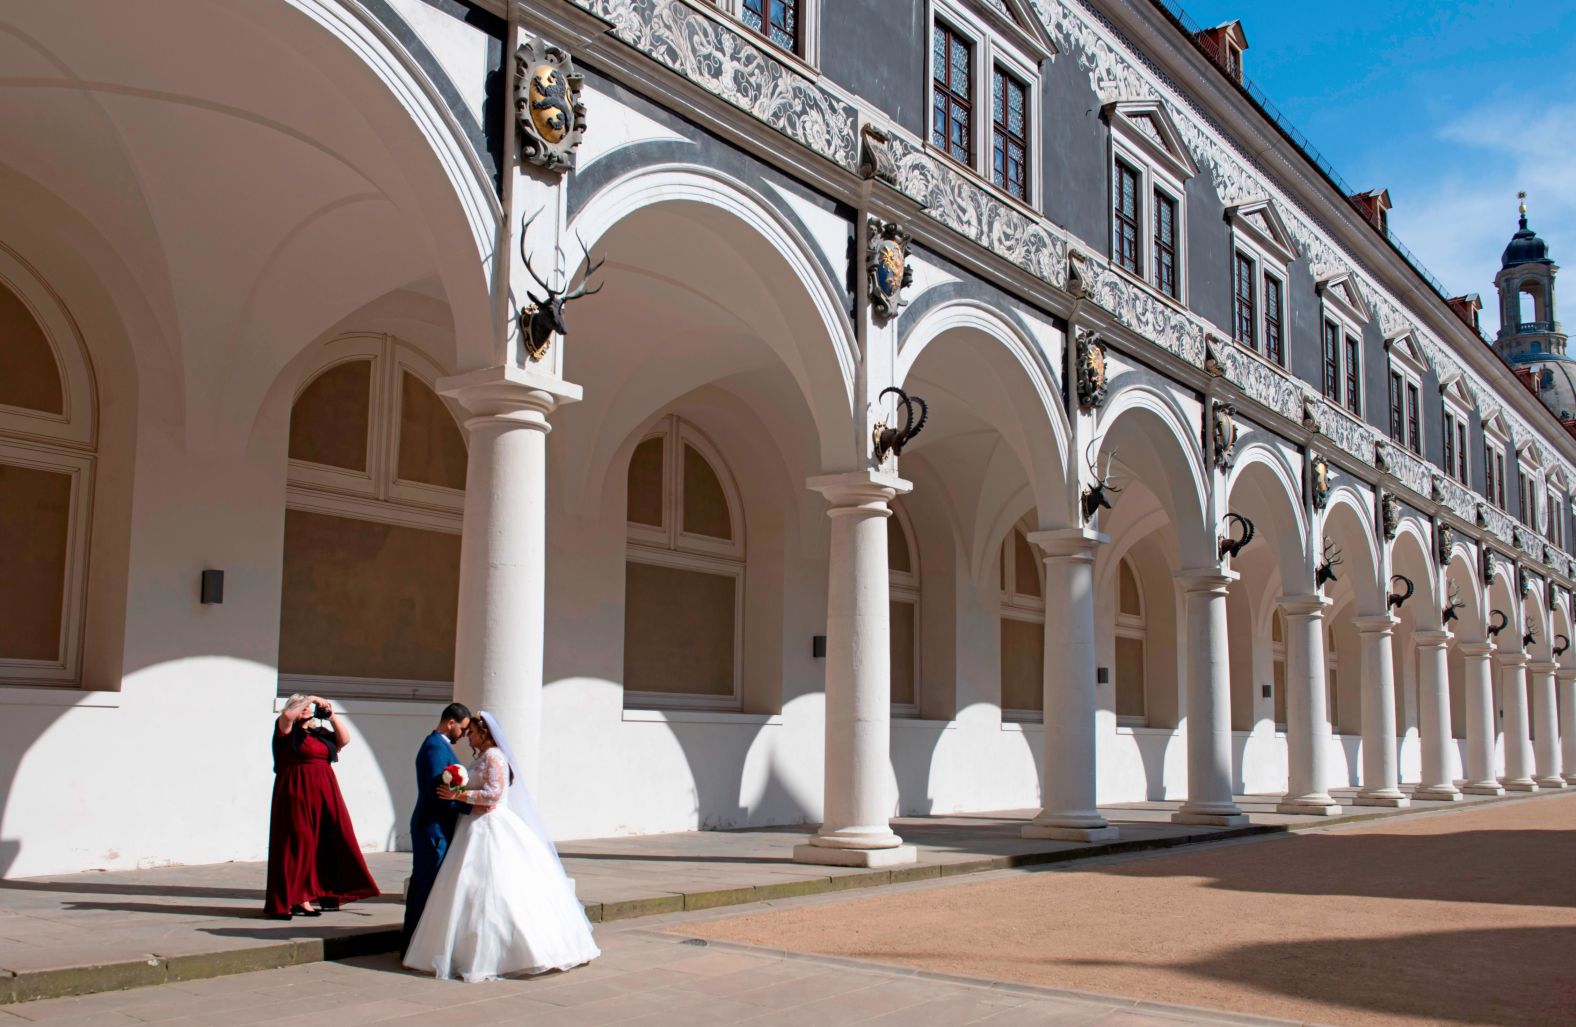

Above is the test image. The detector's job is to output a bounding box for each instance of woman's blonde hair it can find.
[282,693,311,714]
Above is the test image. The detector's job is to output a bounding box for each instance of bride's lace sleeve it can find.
[465,748,508,806]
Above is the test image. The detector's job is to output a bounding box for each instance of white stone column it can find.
[1498,651,1538,790]
[1528,660,1565,789]
[1172,571,1248,826]
[440,365,581,795]
[1558,667,1576,786]
[1459,641,1504,795]
[1276,594,1340,815]
[1023,529,1117,842]
[1413,630,1461,801]
[1353,614,1409,806]
[795,470,916,867]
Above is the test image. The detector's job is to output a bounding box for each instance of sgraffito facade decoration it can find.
[516,36,587,172]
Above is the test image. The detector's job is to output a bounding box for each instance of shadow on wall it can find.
[891,722,961,818]
[0,705,70,879]
[1133,729,1173,802]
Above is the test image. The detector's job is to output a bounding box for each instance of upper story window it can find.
[1317,273,1370,417]
[710,0,819,62]
[1483,413,1509,511]
[1547,485,1565,549]
[1104,100,1197,303]
[1385,331,1426,456]
[1226,201,1297,366]
[1517,444,1543,533]
[930,2,1049,207]
[1440,376,1472,485]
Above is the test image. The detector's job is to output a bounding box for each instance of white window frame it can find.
[1225,201,1295,364]
[280,334,469,702]
[1385,330,1426,456]
[999,522,1046,722]
[928,0,1046,211]
[1548,468,1569,549]
[1317,273,1370,419]
[1114,556,1146,728]
[706,0,821,67]
[1483,413,1510,511]
[1440,375,1472,485]
[624,415,747,711]
[889,502,921,719]
[1105,101,1197,305]
[1517,443,1544,533]
[0,245,98,688]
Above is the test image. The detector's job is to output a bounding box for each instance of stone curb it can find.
[1,790,1554,1007]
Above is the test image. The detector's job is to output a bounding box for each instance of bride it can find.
[403,710,600,981]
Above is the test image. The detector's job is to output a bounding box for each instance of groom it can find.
[402,702,473,955]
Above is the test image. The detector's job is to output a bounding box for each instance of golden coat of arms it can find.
[515,37,585,173]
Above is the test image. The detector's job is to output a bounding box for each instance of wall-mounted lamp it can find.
[200,569,225,605]
[811,635,826,659]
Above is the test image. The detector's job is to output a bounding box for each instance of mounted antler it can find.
[1316,536,1344,588]
[1442,582,1465,625]
[873,387,928,463]
[516,207,605,361]
[1523,626,1538,650]
[1487,609,1508,638]
[1387,575,1414,611]
[1218,512,1255,561]
[1080,439,1123,521]
[1554,634,1570,657]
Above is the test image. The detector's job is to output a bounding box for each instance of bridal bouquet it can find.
[441,764,468,788]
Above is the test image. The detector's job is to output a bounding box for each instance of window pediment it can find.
[1226,199,1297,266]
[1104,100,1197,181]
[975,0,1057,61]
[1439,371,1473,407]
[1316,271,1371,324]
[1384,329,1427,374]
[1482,410,1511,443]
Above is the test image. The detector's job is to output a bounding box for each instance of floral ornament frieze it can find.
[568,0,857,170]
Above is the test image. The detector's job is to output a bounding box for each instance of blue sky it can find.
[1174,0,1576,333]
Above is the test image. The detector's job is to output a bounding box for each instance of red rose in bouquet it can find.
[441,764,468,788]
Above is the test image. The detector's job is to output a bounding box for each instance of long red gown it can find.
[264,729,380,916]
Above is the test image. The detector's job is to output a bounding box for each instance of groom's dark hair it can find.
[440,702,472,724]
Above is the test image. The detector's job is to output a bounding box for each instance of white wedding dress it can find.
[402,736,600,981]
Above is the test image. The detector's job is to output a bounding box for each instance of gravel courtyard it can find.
[686,793,1576,1025]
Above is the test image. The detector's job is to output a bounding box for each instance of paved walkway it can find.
[0,788,1519,1007]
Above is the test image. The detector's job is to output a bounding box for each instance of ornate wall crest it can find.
[1309,453,1330,511]
[1519,565,1532,598]
[1482,546,1496,587]
[515,37,586,173]
[1436,521,1455,566]
[865,218,912,321]
[1380,491,1399,541]
[1075,329,1108,412]
[858,125,898,185]
[1211,401,1238,471]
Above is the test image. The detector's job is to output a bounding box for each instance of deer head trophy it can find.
[1487,609,1508,638]
[1080,440,1122,522]
[1315,536,1343,588]
[1523,626,1538,650]
[872,387,928,464]
[1442,582,1465,625]
[1386,575,1415,611]
[1554,634,1570,657]
[516,207,605,362]
[1218,512,1255,561]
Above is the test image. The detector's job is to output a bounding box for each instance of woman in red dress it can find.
[264,694,380,919]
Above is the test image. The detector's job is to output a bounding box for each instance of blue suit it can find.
[402,731,469,952]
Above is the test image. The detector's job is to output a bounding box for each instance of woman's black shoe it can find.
[291,905,321,917]
[264,911,292,921]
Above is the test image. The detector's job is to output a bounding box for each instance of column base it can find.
[1352,791,1410,808]
[1502,779,1539,792]
[1534,776,1566,789]
[1171,809,1250,827]
[793,843,917,868]
[1411,787,1463,802]
[1022,824,1119,843]
[1274,799,1341,816]
[1562,773,1576,785]
[1462,783,1505,796]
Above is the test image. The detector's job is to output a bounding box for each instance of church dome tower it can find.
[1494,194,1572,417]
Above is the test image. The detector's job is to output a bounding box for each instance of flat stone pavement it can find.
[0,787,1519,1007]
[0,917,1302,1026]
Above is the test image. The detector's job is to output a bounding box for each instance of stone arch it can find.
[1093,384,1210,564]
[896,300,1070,523]
[1388,518,1439,629]
[1522,582,1552,661]
[564,164,858,500]
[1320,485,1383,616]
[1224,442,1312,593]
[1444,544,1485,638]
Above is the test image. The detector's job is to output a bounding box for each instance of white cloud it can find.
[1387,99,1576,336]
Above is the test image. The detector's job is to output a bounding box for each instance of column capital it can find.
[1556,666,1576,682]
[1457,640,1497,658]
[807,469,912,508]
[1495,650,1528,668]
[1277,593,1331,617]
[1028,526,1106,561]
[1175,568,1238,593]
[438,364,582,428]
[1526,659,1558,674]
[1414,630,1453,649]
[1353,613,1400,636]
